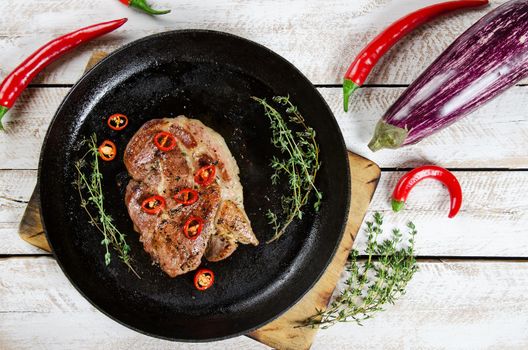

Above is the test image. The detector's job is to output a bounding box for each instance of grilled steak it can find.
[124,116,258,277]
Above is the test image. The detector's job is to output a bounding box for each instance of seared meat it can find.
[124,116,258,277]
[206,200,256,262]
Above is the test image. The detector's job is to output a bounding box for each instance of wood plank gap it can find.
[380,167,528,172]
[361,84,409,88]
[315,83,528,89]
[314,84,343,88]
[0,168,38,170]
[0,169,38,171]
[2,255,527,263]
[420,256,528,262]
[26,84,528,89]
[2,167,526,174]
[357,256,528,262]
[0,196,28,204]
[27,84,74,88]
[27,84,524,89]
[0,254,51,259]
[424,257,528,263]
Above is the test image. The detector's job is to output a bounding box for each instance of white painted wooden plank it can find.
[0,170,34,228]
[0,88,64,169]
[0,258,266,350]
[0,257,268,350]
[2,169,528,257]
[0,170,44,254]
[313,260,528,350]
[2,86,528,169]
[360,170,528,257]
[2,257,528,349]
[0,223,45,255]
[0,0,511,85]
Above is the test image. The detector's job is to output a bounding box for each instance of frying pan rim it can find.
[38,29,351,342]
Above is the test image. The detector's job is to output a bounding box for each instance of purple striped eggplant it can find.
[369,0,528,152]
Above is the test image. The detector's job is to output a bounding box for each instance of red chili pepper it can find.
[194,268,214,291]
[392,165,462,218]
[183,216,204,240]
[0,18,127,130]
[343,0,489,112]
[118,0,171,15]
[153,131,177,152]
[194,165,216,187]
[98,140,117,161]
[107,113,128,131]
[174,188,199,206]
[141,195,166,215]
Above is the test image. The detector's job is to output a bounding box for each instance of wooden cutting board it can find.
[19,49,380,350]
[19,152,379,349]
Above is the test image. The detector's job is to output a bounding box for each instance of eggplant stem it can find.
[368,120,408,152]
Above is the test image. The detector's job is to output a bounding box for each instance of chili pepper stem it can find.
[391,199,405,213]
[368,120,408,152]
[0,106,8,130]
[130,0,171,15]
[343,79,359,112]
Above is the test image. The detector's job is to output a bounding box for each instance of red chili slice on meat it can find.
[98,140,117,161]
[194,268,214,291]
[107,113,128,131]
[174,188,199,206]
[141,195,166,215]
[153,131,177,152]
[183,216,204,240]
[194,165,216,187]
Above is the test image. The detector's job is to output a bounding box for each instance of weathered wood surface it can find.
[313,259,528,350]
[4,169,528,257]
[2,86,528,170]
[0,257,268,349]
[3,257,528,349]
[18,189,50,252]
[0,0,519,86]
[2,0,528,348]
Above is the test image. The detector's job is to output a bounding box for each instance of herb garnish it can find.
[74,133,139,277]
[304,213,417,328]
[252,96,323,243]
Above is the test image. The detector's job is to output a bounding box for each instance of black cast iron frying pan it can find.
[39,30,350,341]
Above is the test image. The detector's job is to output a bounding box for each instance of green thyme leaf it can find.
[303,212,418,328]
[74,133,139,278]
[252,96,323,243]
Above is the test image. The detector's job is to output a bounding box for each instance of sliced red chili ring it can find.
[153,131,177,152]
[194,165,216,187]
[141,195,166,215]
[183,216,204,240]
[98,140,117,161]
[194,268,214,291]
[174,188,199,206]
[107,113,128,131]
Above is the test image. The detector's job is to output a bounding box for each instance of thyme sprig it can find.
[304,212,418,328]
[252,96,323,243]
[73,133,139,278]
